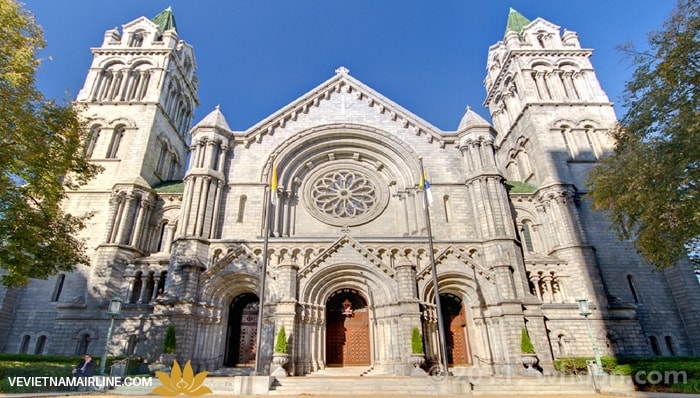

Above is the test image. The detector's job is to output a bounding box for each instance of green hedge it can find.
[0,354,144,393]
[554,356,700,394]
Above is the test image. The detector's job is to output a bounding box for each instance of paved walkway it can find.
[3,392,700,398]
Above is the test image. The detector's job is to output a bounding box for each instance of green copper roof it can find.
[152,6,177,32]
[154,180,184,194]
[504,7,530,38]
[506,181,538,194]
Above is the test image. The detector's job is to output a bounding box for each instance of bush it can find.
[411,327,423,354]
[554,356,700,393]
[163,325,177,354]
[521,327,535,354]
[275,326,288,354]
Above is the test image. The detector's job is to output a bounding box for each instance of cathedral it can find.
[1,7,699,377]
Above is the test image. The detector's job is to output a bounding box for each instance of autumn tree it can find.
[588,0,699,269]
[0,0,100,287]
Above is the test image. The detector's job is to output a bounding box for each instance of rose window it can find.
[311,170,376,218]
[304,164,388,226]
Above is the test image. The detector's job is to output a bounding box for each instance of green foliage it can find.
[274,326,288,354]
[0,355,142,393]
[0,0,101,287]
[163,325,177,354]
[554,356,700,393]
[520,327,535,354]
[411,327,424,354]
[588,0,700,269]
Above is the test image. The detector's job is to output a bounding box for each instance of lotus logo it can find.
[152,360,212,396]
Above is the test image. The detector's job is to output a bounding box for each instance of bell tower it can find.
[67,7,200,301]
[483,9,617,313]
[76,6,198,190]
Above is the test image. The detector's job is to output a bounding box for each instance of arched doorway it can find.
[325,289,370,366]
[224,293,259,367]
[440,293,471,366]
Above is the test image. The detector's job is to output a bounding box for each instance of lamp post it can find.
[577,297,604,375]
[99,297,123,375]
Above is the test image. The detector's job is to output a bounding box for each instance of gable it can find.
[234,67,457,150]
[298,235,394,279]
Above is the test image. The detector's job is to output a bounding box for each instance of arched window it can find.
[664,336,675,356]
[156,222,168,252]
[144,272,155,303]
[126,335,137,356]
[649,336,661,356]
[128,30,145,47]
[51,274,65,302]
[106,126,125,158]
[19,335,30,354]
[35,335,47,355]
[237,195,247,223]
[521,222,535,252]
[156,271,167,298]
[627,275,640,303]
[86,125,100,158]
[443,195,451,223]
[130,271,143,304]
[76,333,90,355]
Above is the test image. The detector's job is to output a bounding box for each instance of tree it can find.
[0,0,100,287]
[588,0,700,269]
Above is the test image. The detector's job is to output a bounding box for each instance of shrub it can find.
[411,327,424,354]
[274,326,288,354]
[163,325,177,354]
[521,327,535,354]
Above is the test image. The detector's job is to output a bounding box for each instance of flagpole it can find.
[419,156,450,377]
[254,154,275,375]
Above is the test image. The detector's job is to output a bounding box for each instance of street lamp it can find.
[99,296,123,375]
[577,297,604,375]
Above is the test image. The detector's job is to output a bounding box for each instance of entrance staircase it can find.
[270,367,452,395]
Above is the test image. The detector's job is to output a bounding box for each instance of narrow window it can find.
[443,195,451,223]
[128,31,145,47]
[51,274,65,302]
[35,335,47,355]
[127,335,137,356]
[664,336,675,356]
[19,335,31,354]
[130,272,143,304]
[627,275,640,303]
[106,126,125,158]
[144,272,155,303]
[156,223,167,252]
[522,222,535,252]
[561,128,574,158]
[237,195,247,223]
[76,334,90,355]
[86,126,100,158]
[156,271,167,297]
[649,336,661,356]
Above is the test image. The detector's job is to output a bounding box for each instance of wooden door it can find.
[326,310,370,365]
[237,301,258,365]
[448,306,469,365]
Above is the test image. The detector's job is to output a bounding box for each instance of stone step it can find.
[269,376,462,395]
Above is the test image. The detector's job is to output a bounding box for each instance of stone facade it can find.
[1,8,699,376]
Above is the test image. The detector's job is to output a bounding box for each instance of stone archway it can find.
[325,288,371,366]
[224,293,259,367]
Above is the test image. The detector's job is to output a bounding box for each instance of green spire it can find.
[152,6,177,32]
[504,7,530,38]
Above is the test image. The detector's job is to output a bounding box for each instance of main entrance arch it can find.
[224,293,259,366]
[441,293,472,366]
[325,289,370,366]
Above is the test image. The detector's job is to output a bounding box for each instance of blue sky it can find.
[22,1,675,131]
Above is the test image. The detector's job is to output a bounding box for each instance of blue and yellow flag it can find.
[419,170,434,207]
